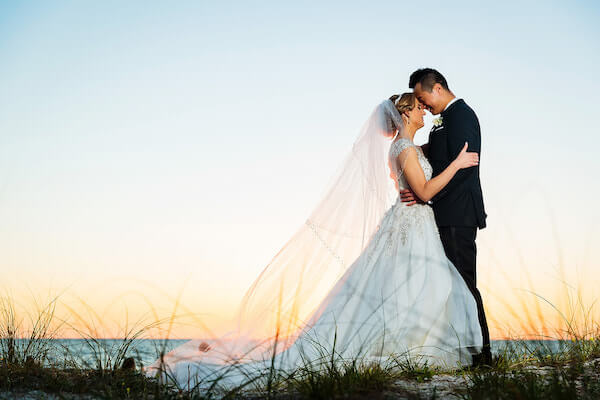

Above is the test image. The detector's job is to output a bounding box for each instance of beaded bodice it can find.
[388,138,433,191]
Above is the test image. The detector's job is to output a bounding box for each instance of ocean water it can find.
[47,339,191,367]
[8,339,576,368]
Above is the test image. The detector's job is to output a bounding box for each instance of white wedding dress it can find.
[146,101,482,390]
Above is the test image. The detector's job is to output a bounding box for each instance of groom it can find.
[401,68,492,366]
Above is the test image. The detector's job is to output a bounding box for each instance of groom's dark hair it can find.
[409,68,449,92]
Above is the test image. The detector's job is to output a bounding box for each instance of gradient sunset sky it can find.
[0,1,599,338]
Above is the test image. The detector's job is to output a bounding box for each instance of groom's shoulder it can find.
[453,99,474,114]
[451,99,479,122]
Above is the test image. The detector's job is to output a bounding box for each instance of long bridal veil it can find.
[148,100,420,376]
[235,99,402,344]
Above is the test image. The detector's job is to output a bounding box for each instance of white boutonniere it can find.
[432,117,443,127]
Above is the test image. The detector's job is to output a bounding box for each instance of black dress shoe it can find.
[472,348,493,368]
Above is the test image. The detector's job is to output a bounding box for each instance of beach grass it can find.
[1,290,599,399]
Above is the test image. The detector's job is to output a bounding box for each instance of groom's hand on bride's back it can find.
[400,189,424,206]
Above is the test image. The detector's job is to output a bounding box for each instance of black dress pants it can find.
[438,226,491,355]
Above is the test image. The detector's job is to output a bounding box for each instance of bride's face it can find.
[406,101,426,129]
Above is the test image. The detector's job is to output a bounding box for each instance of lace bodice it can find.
[388,138,433,191]
[385,137,436,244]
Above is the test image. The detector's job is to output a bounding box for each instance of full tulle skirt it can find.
[145,201,482,389]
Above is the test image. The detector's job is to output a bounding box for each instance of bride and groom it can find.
[147,68,492,387]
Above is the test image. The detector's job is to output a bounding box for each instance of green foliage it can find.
[0,295,61,368]
[282,360,393,399]
[1,292,600,399]
[462,361,600,400]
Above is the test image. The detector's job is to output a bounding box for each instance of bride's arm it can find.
[400,143,477,203]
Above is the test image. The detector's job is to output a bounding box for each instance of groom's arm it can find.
[430,113,480,202]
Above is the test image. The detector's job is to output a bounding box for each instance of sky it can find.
[0,0,599,339]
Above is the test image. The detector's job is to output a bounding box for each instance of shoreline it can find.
[2,354,599,399]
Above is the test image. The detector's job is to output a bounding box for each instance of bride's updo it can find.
[385,93,416,136]
[389,92,417,115]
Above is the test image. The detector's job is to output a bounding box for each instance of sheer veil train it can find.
[146,99,482,388]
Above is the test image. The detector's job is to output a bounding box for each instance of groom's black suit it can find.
[427,99,491,360]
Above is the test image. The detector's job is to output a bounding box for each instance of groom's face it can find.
[413,83,442,115]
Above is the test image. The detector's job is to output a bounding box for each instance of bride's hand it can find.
[453,142,479,169]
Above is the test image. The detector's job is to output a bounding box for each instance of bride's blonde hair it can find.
[389,93,416,115]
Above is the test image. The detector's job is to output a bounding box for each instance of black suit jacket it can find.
[427,99,487,229]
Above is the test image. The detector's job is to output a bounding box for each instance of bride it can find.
[146,94,483,389]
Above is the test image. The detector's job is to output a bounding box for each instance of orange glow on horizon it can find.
[3,275,598,343]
